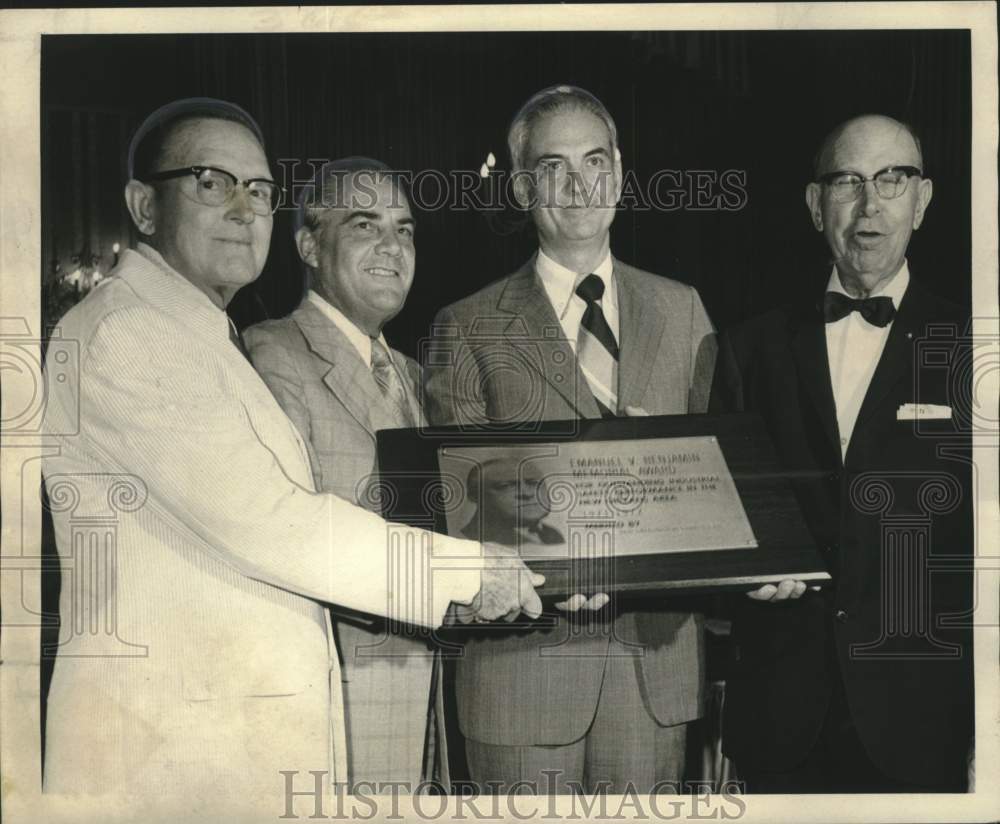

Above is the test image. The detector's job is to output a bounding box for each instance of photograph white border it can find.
[1,5,996,823]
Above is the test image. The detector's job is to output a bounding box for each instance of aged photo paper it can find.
[1,4,997,824]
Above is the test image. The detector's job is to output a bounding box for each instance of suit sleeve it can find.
[243,325,322,490]
[688,287,718,414]
[68,306,482,628]
[423,304,489,426]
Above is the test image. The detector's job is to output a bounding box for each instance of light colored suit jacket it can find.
[244,300,434,784]
[424,256,717,746]
[244,298,424,505]
[41,247,478,812]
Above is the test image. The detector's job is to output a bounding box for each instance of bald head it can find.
[814,115,923,179]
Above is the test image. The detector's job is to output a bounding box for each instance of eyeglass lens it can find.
[195,168,278,214]
[827,169,911,202]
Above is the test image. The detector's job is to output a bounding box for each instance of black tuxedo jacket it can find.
[711,277,974,788]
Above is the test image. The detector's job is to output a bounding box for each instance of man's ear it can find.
[912,177,933,230]
[295,226,320,268]
[805,183,824,232]
[125,179,157,236]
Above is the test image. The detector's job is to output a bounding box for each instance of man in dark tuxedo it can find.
[712,114,974,792]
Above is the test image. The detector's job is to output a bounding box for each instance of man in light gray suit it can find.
[245,158,437,789]
[424,85,717,794]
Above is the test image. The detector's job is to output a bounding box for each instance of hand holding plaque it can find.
[555,592,611,612]
[453,542,546,623]
[747,580,823,601]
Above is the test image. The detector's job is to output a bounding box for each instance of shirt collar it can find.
[535,248,615,319]
[827,260,910,308]
[134,242,232,342]
[307,289,392,367]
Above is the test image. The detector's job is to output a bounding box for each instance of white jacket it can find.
[41,245,480,815]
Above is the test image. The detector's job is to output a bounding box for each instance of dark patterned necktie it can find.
[822,291,896,328]
[575,274,619,415]
[370,338,416,428]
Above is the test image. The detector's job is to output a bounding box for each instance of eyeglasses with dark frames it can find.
[817,166,923,203]
[142,165,283,215]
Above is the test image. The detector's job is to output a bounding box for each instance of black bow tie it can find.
[822,291,896,328]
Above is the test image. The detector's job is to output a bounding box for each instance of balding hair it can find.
[813,115,924,179]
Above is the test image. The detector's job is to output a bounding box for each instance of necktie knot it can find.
[822,291,896,328]
[576,273,605,304]
[370,337,392,370]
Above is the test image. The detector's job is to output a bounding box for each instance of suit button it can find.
[835,609,848,622]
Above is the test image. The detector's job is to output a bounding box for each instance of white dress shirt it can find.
[535,248,619,350]
[307,289,393,367]
[825,261,910,459]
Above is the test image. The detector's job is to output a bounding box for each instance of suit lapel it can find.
[292,301,394,437]
[398,351,427,426]
[615,260,665,409]
[851,281,929,434]
[497,259,601,419]
[790,303,842,461]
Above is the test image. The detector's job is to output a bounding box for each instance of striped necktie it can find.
[370,338,417,428]
[575,274,619,416]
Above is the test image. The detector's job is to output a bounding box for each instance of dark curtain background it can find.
[41,29,971,351]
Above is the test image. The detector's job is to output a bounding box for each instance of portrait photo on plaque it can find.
[436,436,758,563]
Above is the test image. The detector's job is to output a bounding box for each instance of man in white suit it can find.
[245,157,440,790]
[41,99,543,815]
